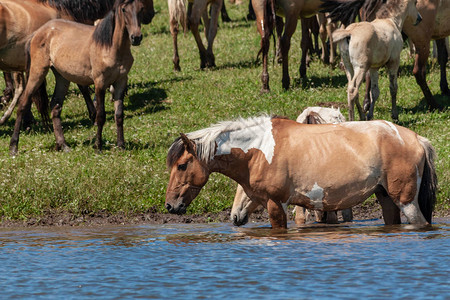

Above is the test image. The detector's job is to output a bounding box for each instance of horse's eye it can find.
[178,163,187,171]
[122,7,126,12]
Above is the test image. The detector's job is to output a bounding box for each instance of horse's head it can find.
[119,0,144,46]
[165,134,210,214]
[404,0,422,26]
[230,185,262,226]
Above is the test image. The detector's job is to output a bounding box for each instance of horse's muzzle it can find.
[131,34,142,46]
[165,202,187,215]
[232,213,249,226]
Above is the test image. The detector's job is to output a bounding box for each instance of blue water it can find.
[1,219,449,299]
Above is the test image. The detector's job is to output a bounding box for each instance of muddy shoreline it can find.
[1,202,448,228]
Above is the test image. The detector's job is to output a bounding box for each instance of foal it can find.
[9,0,144,155]
[332,0,422,121]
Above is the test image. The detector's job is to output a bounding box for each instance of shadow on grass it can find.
[214,59,259,71]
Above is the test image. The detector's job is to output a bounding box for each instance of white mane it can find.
[186,115,273,163]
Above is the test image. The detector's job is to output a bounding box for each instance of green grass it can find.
[0,0,448,220]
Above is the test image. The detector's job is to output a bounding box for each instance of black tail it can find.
[25,38,51,128]
[418,136,437,224]
[320,0,366,26]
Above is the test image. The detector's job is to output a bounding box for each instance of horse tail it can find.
[417,136,437,224]
[320,0,366,26]
[256,0,276,59]
[25,36,51,128]
[168,0,187,33]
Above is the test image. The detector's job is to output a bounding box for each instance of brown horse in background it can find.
[9,0,145,155]
[323,0,450,113]
[0,0,154,125]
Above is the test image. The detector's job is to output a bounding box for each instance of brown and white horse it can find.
[166,115,437,229]
[9,0,144,155]
[331,0,422,121]
[231,107,353,226]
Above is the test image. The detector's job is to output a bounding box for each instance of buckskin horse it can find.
[9,0,145,155]
[165,115,436,229]
[0,0,154,125]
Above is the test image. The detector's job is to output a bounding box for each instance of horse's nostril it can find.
[179,203,185,209]
[233,215,238,223]
[165,203,172,212]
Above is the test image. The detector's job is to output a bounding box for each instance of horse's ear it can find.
[180,133,196,154]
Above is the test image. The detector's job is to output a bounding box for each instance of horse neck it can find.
[387,6,409,30]
[207,154,250,186]
[110,10,131,57]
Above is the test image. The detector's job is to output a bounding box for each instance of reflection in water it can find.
[0,219,449,299]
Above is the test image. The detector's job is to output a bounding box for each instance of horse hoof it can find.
[9,146,18,157]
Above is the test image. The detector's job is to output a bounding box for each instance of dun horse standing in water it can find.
[329,0,422,121]
[231,107,353,226]
[9,0,145,155]
[166,115,436,229]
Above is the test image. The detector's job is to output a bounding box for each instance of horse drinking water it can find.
[166,115,436,229]
[9,0,145,155]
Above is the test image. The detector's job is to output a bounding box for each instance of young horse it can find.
[330,0,422,121]
[9,0,144,155]
[168,0,223,71]
[166,115,437,229]
[231,107,353,227]
[0,0,154,125]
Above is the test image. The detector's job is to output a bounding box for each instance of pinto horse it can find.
[231,107,353,226]
[9,0,144,155]
[169,0,223,71]
[166,115,437,229]
[322,0,450,113]
[0,0,154,125]
[330,0,422,121]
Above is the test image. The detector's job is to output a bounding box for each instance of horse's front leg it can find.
[436,38,449,96]
[51,71,70,152]
[205,0,222,68]
[190,0,209,69]
[300,18,312,79]
[280,16,298,90]
[267,199,287,229]
[112,77,127,149]
[94,85,106,152]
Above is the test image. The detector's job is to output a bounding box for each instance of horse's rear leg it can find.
[1,72,14,106]
[51,71,70,152]
[190,1,209,69]
[281,17,298,90]
[299,18,311,79]
[294,206,306,225]
[347,67,366,121]
[93,86,107,152]
[112,77,128,149]
[436,38,449,96]
[267,199,287,229]
[366,69,380,120]
[0,72,25,125]
[205,0,222,68]
[375,190,401,225]
[77,84,96,124]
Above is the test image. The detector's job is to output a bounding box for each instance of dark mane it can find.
[320,0,388,25]
[376,0,403,19]
[37,0,114,23]
[92,10,116,47]
[167,137,184,169]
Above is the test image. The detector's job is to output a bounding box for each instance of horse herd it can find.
[0,0,446,228]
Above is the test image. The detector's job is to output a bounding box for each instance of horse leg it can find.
[253,0,270,92]
[325,211,338,224]
[220,0,231,22]
[387,62,399,121]
[299,18,311,79]
[205,0,222,67]
[340,208,353,222]
[281,16,298,90]
[327,19,336,66]
[347,67,366,121]
[375,190,401,225]
[0,72,25,125]
[112,77,128,149]
[50,71,70,152]
[435,38,449,96]
[77,84,96,124]
[267,199,287,229]
[317,14,329,64]
[412,42,441,110]
[93,85,106,152]
[190,0,209,69]
[9,69,48,155]
[366,69,380,120]
[170,12,181,71]
[294,206,306,225]
[1,72,14,106]
[275,16,284,64]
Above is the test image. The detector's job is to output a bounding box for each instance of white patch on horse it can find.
[215,117,276,164]
[305,182,324,210]
[383,121,404,144]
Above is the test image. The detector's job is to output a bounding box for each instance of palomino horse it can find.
[231,107,353,227]
[165,115,437,229]
[9,0,145,155]
[0,0,154,125]
[168,0,223,71]
[323,0,450,113]
[330,0,422,121]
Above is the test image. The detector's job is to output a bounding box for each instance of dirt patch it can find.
[0,202,448,228]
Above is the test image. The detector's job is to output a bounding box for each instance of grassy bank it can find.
[0,0,448,221]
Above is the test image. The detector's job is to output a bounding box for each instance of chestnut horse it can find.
[166,115,436,229]
[0,0,154,125]
[323,0,450,112]
[168,0,223,71]
[231,107,352,227]
[332,0,422,121]
[9,0,144,155]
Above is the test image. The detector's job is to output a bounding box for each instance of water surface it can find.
[1,218,449,299]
